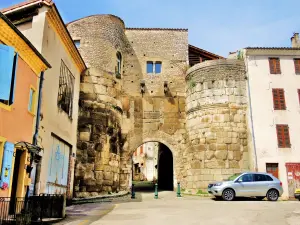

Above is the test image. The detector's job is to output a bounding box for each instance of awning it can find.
[15,141,42,154]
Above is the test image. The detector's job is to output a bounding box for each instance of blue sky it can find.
[1,0,300,57]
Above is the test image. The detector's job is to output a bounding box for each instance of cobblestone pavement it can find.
[56,192,300,225]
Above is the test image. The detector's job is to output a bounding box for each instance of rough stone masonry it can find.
[67,14,251,197]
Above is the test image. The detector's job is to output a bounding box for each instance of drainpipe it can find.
[26,71,44,198]
[245,55,258,171]
[33,71,44,146]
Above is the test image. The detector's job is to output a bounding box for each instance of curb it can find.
[72,192,130,205]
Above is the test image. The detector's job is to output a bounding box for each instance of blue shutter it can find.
[10,53,18,104]
[0,142,14,189]
[147,61,153,73]
[0,44,15,101]
[155,62,162,74]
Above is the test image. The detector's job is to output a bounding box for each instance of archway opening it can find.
[131,142,173,192]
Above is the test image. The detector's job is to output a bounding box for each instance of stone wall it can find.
[182,59,250,191]
[68,14,251,197]
[68,15,126,197]
[118,28,188,190]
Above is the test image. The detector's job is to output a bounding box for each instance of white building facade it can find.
[241,39,300,198]
[132,142,159,181]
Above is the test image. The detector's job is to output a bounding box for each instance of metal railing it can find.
[0,194,65,224]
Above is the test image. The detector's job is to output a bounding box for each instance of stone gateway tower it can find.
[67,15,251,197]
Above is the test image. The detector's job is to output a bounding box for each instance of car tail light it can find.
[280,181,282,186]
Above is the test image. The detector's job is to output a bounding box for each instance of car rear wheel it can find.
[256,196,265,200]
[222,189,235,201]
[267,189,279,201]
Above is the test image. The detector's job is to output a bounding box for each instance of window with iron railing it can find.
[57,60,75,118]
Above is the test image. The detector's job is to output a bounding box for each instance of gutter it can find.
[244,52,258,171]
[26,71,44,198]
[33,71,44,146]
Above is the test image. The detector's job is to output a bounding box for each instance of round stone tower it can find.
[183,59,249,191]
[67,15,127,197]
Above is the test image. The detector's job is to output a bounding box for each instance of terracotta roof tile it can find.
[245,47,300,50]
[1,0,53,13]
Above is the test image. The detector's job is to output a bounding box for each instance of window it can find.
[269,58,281,74]
[237,174,253,182]
[74,40,80,48]
[294,59,300,74]
[253,174,267,182]
[298,89,300,104]
[147,61,153,73]
[0,44,18,110]
[0,137,6,176]
[155,62,162,73]
[116,52,122,78]
[28,86,36,114]
[266,163,278,178]
[57,60,75,118]
[272,89,286,110]
[276,125,291,148]
[147,61,162,74]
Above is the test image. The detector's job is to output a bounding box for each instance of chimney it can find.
[291,33,299,47]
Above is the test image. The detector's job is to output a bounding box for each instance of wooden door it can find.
[266,163,279,178]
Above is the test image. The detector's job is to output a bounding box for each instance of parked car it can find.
[295,188,300,201]
[207,172,283,201]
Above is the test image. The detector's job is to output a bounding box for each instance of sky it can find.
[1,0,300,57]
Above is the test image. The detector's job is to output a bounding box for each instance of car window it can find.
[266,175,273,181]
[237,174,253,182]
[254,174,267,182]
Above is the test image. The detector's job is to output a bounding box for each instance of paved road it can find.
[57,192,300,225]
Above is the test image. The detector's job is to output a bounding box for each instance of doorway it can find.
[9,150,22,214]
[157,143,173,190]
[131,142,173,192]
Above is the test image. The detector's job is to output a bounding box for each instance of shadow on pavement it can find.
[212,197,268,201]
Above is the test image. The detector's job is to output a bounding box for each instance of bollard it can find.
[154,183,158,199]
[131,184,135,199]
[177,182,181,197]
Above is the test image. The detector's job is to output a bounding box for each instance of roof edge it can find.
[189,44,224,59]
[0,12,51,68]
[126,27,188,31]
[2,0,53,14]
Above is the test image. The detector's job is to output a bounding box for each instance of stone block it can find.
[80,132,91,141]
[229,160,240,168]
[200,169,210,174]
[228,151,233,160]
[205,151,215,160]
[104,171,113,180]
[209,144,216,151]
[213,174,223,181]
[216,144,227,151]
[191,160,201,169]
[233,151,241,160]
[203,174,214,180]
[224,137,232,144]
[209,169,222,175]
[215,151,228,160]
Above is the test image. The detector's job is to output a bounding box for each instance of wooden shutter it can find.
[272,89,286,110]
[298,89,300,104]
[276,125,291,148]
[294,59,300,74]
[0,44,15,101]
[269,58,281,74]
[0,142,14,188]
